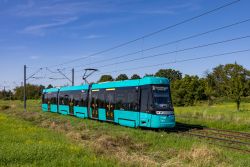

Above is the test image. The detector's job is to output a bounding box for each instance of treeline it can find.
[98,63,250,110]
[1,63,249,110]
[0,84,46,101]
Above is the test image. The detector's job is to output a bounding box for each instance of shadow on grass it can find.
[172,122,206,132]
[140,122,207,133]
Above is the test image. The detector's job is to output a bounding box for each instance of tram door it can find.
[69,94,74,115]
[105,89,115,121]
[48,101,51,111]
[139,86,152,127]
[91,91,98,119]
[47,93,51,111]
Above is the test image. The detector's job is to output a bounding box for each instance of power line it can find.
[43,0,240,69]
[46,67,62,74]
[66,18,250,71]
[48,77,67,80]
[49,34,250,83]
[98,49,250,75]
[26,68,43,80]
[88,35,250,70]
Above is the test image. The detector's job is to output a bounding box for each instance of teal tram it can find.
[42,77,175,128]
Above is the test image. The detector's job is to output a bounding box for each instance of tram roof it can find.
[92,77,169,89]
[43,77,169,93]
[42,87,59,93]
[59,84,89,91]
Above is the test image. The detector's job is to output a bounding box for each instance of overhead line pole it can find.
[24,65,27,112]
[72,68,74,86]
[23,66,43,112]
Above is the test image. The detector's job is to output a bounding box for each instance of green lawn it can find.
[0,100,250,166]
[175,102,250,132]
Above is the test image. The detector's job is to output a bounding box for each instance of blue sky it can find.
[0,0,250,89]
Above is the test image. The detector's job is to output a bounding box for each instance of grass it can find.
[0,113,120,167]
[175,102,250,132]
[0,100,250,166]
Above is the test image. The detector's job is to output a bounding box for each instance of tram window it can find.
[46,92,56,104]
[81,91,88,107]
[127,89,138,111]
[42,94,46,103]
[45,94,48,103]
[67,92,73,106]
[51,93,58,104]
[59,91,81,106]
[47,93,52,103]
[91,92,98,107]
[50,94,53,104]
[63,94,69,105]
[98,91,105,108]
[115,87,138,111]
[73,92,80,106]
[55,93,58,104]
[50,95,54,104]
[73,90,86,107]
[59,92,69,105]
[115,89,126,110]
[59,93,64,105]
[51,95,54,104]
[106,91,115,110]
[106,91,115,103]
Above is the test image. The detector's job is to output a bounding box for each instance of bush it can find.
[1,105,10,110]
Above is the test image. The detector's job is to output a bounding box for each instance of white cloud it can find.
[71,17,135,30]
[21,16,78,35]
[84,34,106,39]
[29,55,39,60]
[12,1,116,17]
[6,0,202,37]
[0,45,27,51]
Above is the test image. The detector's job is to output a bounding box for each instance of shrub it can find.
[1,105,10,110]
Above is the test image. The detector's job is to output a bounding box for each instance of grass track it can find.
[0,100,250,166]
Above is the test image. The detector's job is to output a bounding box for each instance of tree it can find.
[209,63,250,111]
[247,80,250,96]
[155,69,182,81]
[171,75,205,106]
[144,74,154,77]
[13,84,45,100]
[0,90,13,100]
[246,70,250,96]
[204,71,217,105]
[210,65,227,97]
[116,74,128,81]
[47,84,53,89]
[223,63,249,111]
[131,74,141,80]
[98,75,114,83]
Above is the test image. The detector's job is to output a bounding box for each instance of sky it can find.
[0,0,250,89]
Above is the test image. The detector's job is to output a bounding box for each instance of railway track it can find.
[170,124,250,154]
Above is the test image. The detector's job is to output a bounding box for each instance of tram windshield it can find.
[152,85,173,111]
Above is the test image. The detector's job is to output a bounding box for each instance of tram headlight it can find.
[156,111,163,115]
[156,111,174,115]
